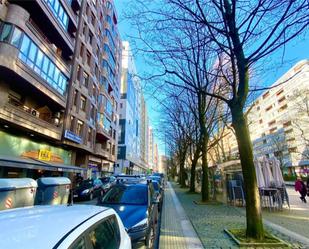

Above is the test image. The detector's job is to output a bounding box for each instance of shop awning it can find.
[0,155,86,174]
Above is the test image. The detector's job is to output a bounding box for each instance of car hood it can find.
[103,204,148,229]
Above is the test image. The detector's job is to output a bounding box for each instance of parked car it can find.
[98,181,159,248]
[0,205,131,249]
[73,179,103,201]
[100,176,116,193]
[151,180,164,212]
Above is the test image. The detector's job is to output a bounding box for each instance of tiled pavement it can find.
[159,182,203,249]
[170,182,307,249]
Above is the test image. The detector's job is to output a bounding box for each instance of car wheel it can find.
[89,192,93,201]
[145,225,155,249]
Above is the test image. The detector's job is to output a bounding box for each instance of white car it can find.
[0,204,131,249]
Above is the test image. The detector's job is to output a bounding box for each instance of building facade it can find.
[0,0,121,179]
[63,0,121,178]
[209,60,309,175]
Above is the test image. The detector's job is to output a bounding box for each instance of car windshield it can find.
[79,180,93,188]
[102,185,148,205]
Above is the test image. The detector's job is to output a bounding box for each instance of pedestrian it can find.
[295,177,307,203]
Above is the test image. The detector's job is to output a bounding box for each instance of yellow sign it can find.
[38,149,51,161]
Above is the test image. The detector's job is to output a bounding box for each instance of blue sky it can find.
[115,1,309,155]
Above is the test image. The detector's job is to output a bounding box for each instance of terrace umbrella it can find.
[261,157,275,187]
[254,159,266,188]
[270,158,284,187]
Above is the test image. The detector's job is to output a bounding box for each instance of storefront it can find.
[0,130,84,179]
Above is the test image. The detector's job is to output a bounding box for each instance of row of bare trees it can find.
[126,0,309,241]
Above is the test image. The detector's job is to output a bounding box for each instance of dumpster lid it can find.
[37,177,71,186]
[0,178,37,189]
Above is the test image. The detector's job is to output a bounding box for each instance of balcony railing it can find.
[1,101,62,140]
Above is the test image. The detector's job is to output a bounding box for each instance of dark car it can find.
[73,179,103,201]
[151,180,164,212]
[98,181,159,248]
[100,176,116,193]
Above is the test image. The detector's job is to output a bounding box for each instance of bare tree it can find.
[127,0,309,239]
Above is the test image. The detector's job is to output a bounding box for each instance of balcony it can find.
[94,143,110,158]
[0,102,62,141]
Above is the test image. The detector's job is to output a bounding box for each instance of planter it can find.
[224,229,290,248]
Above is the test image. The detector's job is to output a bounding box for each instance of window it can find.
[80,43,84,58]
[288,147,297,153]
[88,216,120,249]
[265,105,272,111]
[76,65,81,81]
[103,116,111,133]
[17,33,67,94]
[91,13,95,26]
[0,23,12,42]
[259,119,262,124]
[11,27,22,47]
[283,121,292,128]
[70,237,86,249]
[45,0,69,30]
[80,95,86,111]
[70,116,75,131]
[268,120,276,126]
[76,120,84,136]
[278,96,286,103]
[88,32,93,45]
[83,71,89,87]
[88,128,92,142]
[73,90,78,105]
[87,51,91,66]
[279,104,288,111]
[105,99,113,116]
[263,91,270,99]
[276,89,284,96]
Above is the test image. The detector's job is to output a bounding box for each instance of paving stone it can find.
[170,182,307,249]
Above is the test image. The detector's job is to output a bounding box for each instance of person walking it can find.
[295,177,307,203]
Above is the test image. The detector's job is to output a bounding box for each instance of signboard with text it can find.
[38,149,51,161]
[64,130,82,144]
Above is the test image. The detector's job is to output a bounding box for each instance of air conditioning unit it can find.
[31,108,40,118]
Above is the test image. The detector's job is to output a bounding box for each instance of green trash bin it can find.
[0,178,37,211]
[35,177,71,205]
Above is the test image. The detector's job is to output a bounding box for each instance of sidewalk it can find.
[159,182,203,249]
[169,182,306,249]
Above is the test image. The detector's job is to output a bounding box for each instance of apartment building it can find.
[140,95,149,169]
[209,60,309,175]
[0,0,79,178]
[0,0,121,179]
[148,126,154,170]
[63,0,121,178]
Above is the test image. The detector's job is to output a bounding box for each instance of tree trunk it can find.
[189,150,199,192]
[201,137,209,202]
[179,157,186,188]
[231,106,264,240]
